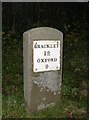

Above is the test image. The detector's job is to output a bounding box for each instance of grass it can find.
[2,29,88,118]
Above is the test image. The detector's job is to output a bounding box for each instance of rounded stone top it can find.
[23,27,63,40]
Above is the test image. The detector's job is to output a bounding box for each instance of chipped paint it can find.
[32,71,61,93]
[38,102,55,110]
[43,97,46,100]
[38,103,45,110]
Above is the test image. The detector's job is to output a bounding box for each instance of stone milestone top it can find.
[23,27,63,40]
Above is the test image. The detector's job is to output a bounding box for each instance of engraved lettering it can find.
[47,51,50,56]
[34,41,59,48]
[45,64,49,69]
[37,59,40,63]
[44,51,46,56]
[37,58,57,63]
[41,59,44,63]
[54,58,57,62]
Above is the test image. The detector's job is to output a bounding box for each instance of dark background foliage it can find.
[2,3,88,37]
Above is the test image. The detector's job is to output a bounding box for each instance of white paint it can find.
[43,97,46,100]
[38,102,55,110]
[33,41,60,72]
[38,103,45,110]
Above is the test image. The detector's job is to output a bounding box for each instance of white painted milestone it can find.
[33,40,60,72]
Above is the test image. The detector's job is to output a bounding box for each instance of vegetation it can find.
[2,2,88,118]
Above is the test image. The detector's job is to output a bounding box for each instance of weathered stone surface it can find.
[23,27,63,112]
